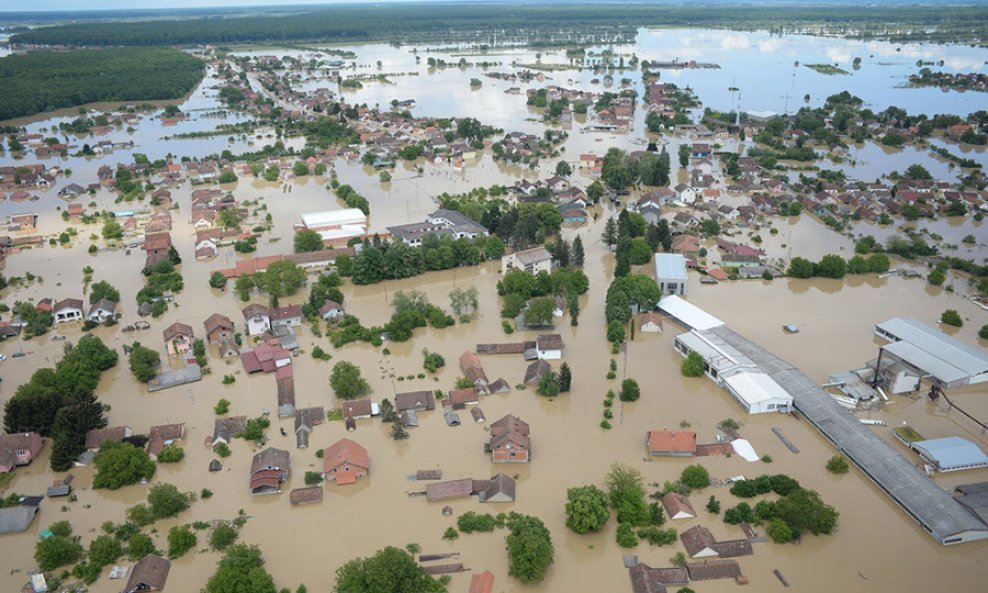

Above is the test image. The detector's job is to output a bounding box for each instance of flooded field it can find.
[1,26,988,593]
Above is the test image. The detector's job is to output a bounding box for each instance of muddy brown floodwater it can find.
[2,199,988,593]
[2,28,988,593]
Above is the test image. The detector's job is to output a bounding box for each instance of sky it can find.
[0,0,362,12]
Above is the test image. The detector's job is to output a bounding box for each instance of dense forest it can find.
[0,47,204,121]
[11,3,988,47]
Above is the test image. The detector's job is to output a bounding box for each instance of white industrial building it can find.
[655,253,689,296]
[911,437,988,472]
[300,209,368,243]
[722,372,794,414]
[871,318,988,392]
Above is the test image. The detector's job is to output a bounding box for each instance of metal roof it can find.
[655,253,688,281]
[301,208,367,229]
[659,296,724,331]
[912,437,988,471]
[882,340,969,385]
[723,372,794,406]
[876,318,988,380]
[708,324,988,545]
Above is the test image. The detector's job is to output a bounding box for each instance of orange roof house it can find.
[647,430,697,457]
[322,438,369,485]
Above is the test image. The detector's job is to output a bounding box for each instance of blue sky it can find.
[0,0,364,11]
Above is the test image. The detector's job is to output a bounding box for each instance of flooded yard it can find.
[1,25,988,593]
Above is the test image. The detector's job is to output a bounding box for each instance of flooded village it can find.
[0,10,987,593]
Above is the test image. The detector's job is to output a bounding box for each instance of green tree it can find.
[219,170,238,183]
[334,546,445,593]
[826,455,850,474]
[980,325,988,340]
[127,533,159,560]
[147,483,193,519]
[449,286,479,318]
[616,523,639,548]
[904,164,932,180]
[565,485,610,534]
[209,271,228,289]
[559,362,572,393]
[940,309,963,327]
[128,342,161,382]
[629,237,653,265]
[157,446,184,463]
[390,422,409,441]
[523,297,555,327]
[92,442,156,490]
[505,514,554,584]
[555,160,572,177]
[293,161,310,177]
[773,489,839,536]
[89,534,123,566]
[167,525,197,559]
[210,524,238,551]
[330,361,370,399]
[607,320,626,344]
[680,464,711,489]
[678,144,690,167]
[606,464,650,526]
[619,378,640,402]
[681,352,705,377]
[35,534,83,571]
[89,280,120,303]
[787,257,815,278]
[102,218,124,241]
[205,545,277,593]
[816,254,847,279]
[602,218,618,250]
[293,229,324,253]
[257,260,306,298]
[587,180,605,203]
[572,235,585,267]
[537,372,561,397]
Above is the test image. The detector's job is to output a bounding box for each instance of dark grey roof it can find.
[124,554,171,592]
[0,506,38,534]
[709,325,988,545]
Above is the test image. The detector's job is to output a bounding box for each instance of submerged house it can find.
[489,414,531,463]
[123,554,171,593]
[322,438,369,485]
[249,448,290,495]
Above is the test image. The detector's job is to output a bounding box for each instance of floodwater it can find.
[1,27,988,593]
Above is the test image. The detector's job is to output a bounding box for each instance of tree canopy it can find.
[0,47,204,120]
[92,442,156,490]
[334,546,445,593]
[565,485,610,534]
[505,513,554,584]
[330,361,371,399]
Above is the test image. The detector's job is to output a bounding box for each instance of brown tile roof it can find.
[459,351,484,373]
[394,390,435,412]
[124,554,170,592]
[647,431,697,455]
[629,563,689,593]
[84,426,130,450]
[54,298,83,312]
[447,388,478,407]
[341,398,373,418]
[322,438,369,474]
[241,303,269,320]
[251,447,289,475]
[269,304,302,321]
[662,492,698,520]
[680,524,716,557]
[204,313,233,335]
[536,333,562,350]
[686,559,742,581]
[290,486,323,506]
[162,321,193,343]
[469,570,494,593]
[426,478,474,501]
[524,359,551,385]
[276,365,295,407]
[143,232,172,252]
[710,539,754,558]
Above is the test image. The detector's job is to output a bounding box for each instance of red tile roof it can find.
[647,431,697,454]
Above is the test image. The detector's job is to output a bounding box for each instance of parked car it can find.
[51,334,67,341]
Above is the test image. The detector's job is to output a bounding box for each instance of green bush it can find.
[616,523,639,547]
[940,309,963,327]
[157,446,185,463]
[304,471,323,486]
[826,455,850,474]
[210,524,238,550]
[680,465,710,489]
[214,399,231,415]
[457,511,498,533]
[681,352,705,377]
[167,525,196,559]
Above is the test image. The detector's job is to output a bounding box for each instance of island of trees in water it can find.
[0,47,205,121]
[10,3,988,47]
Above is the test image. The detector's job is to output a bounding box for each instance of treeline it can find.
[338,234,506,286]
[3,336,118,471]
[0,47,204,120]
[13,4,987,47]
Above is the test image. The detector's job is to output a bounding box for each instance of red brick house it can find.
[322,438,369,485]
[0,432,43,473]
[489,414,530,463]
